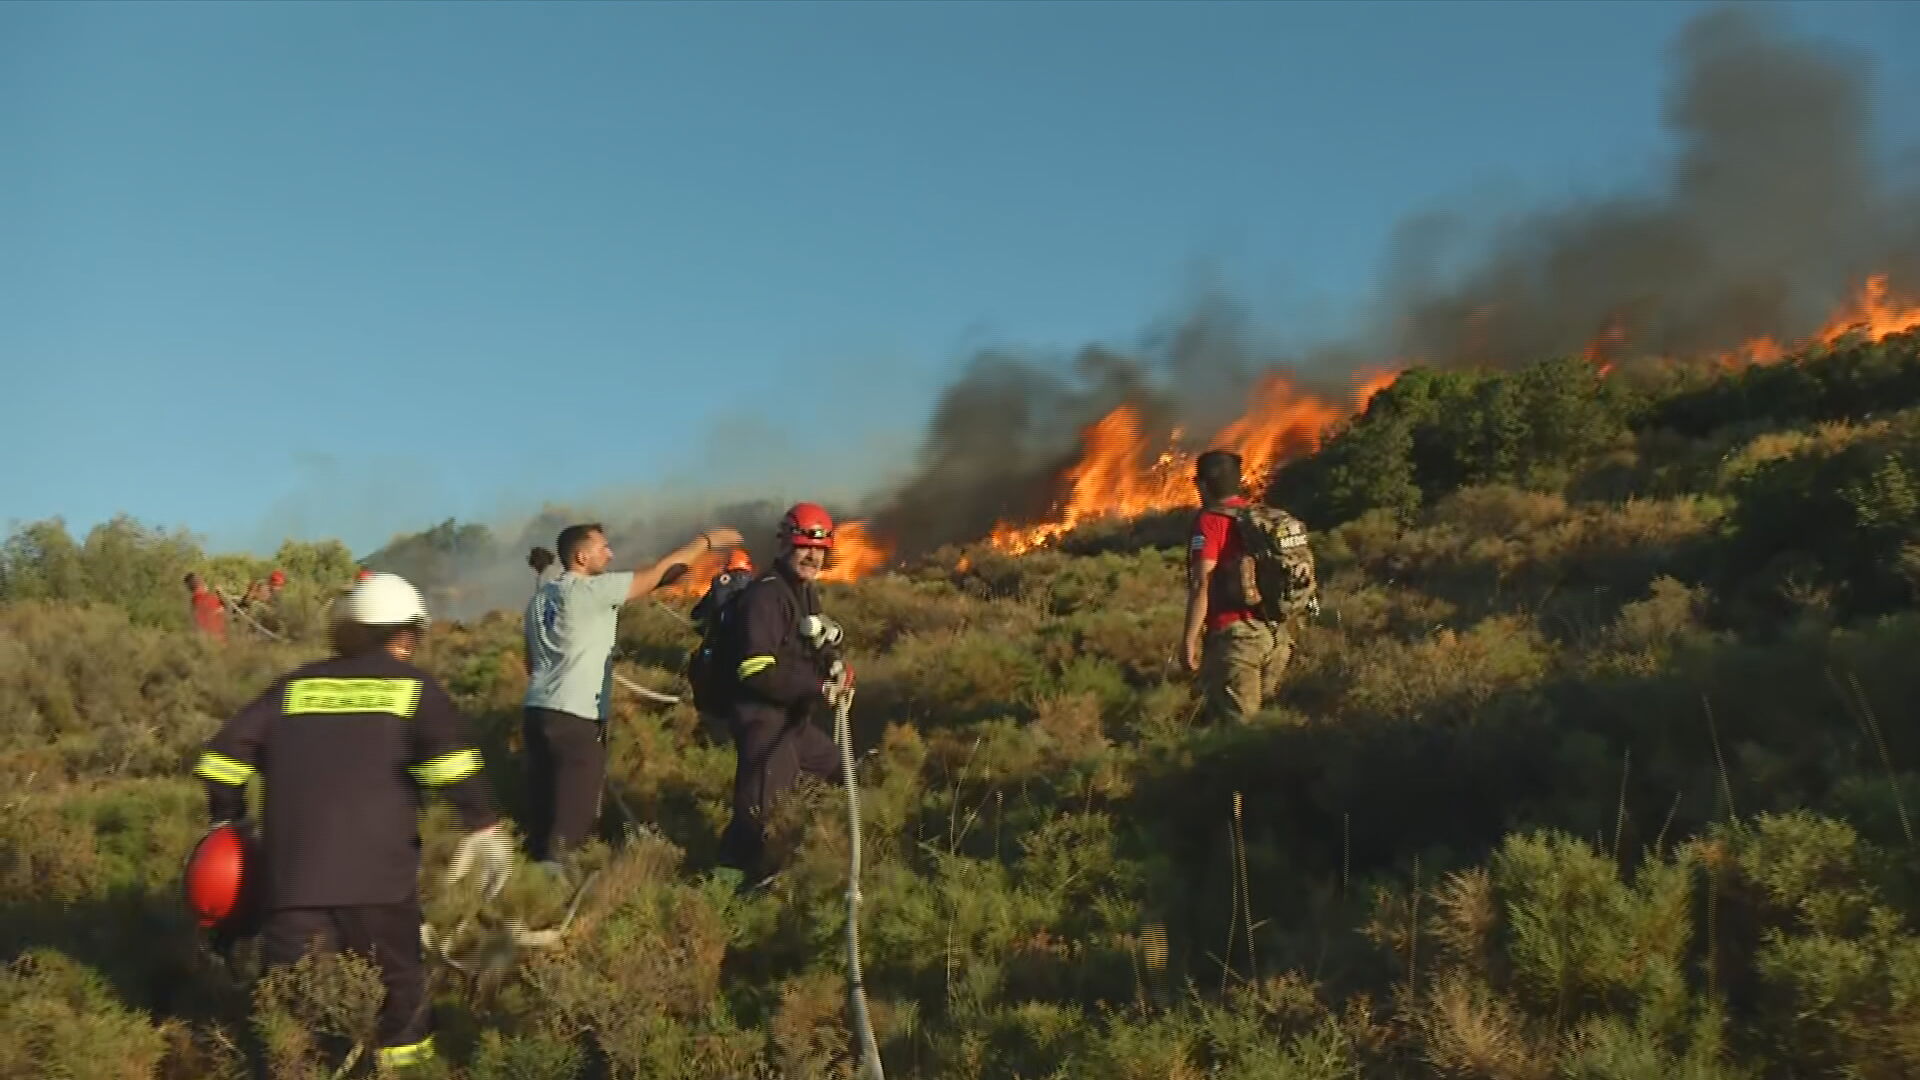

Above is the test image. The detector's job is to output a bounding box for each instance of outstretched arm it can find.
[623,527,744,602]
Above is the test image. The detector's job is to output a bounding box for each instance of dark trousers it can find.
[262,901,429,1055]
[718,701,840,876]
[523,707,607,861]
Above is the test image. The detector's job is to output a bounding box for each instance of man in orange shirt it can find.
[186,573,228,641]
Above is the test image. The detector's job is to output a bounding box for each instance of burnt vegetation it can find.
[5,327,1920,1077]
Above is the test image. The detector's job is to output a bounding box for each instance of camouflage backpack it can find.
[1226,504,1320,621]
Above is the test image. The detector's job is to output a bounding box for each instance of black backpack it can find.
[684,572,754,714]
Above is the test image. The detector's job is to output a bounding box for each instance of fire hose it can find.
[833,686,885,1080]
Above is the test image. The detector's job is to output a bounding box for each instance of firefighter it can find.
[192,572,510,1071]
[1181,449,1291,723]
[185,572,227,641]
[522,521,743,869]
[712,502,853,889]
[691,548,755,629]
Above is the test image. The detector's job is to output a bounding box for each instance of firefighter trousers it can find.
[522,707,606,861]
[718,701,839,876]
[262,901,434,1066]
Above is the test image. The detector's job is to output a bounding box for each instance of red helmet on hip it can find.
[779,503,835,549]
[185,823,255,930]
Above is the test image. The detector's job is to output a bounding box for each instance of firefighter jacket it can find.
[725,562,833,710]
[194,650,497,910]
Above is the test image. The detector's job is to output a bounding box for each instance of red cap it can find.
[268,570,286,587]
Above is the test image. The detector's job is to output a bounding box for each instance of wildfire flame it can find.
[983,373,1386,556]
[654,519,891,601]
[820,520,891,584]
[1816,275,1920,345]
[971,276,1917,564]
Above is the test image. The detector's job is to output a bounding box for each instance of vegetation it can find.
[4,328,1920,1077]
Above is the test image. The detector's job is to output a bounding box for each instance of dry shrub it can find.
[1340,615,1551,723]
[1432,487,1570,539]
[0,950,174,1080]
[524,840,742,1077]
[1032,692,1110,770]
[770,968,851,1080]
[1587,576,1715,677]
[1070,606,1182,681]
[1429,868,1498,977]
[0,795,104,904]
[251,948,385,1079]
[858,627,1048,727]
[1416,972,1550,1080]
[0,601,308,782]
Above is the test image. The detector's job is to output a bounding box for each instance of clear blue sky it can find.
[4,1,1917,555]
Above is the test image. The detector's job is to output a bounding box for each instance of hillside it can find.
[6,329,1920,1078]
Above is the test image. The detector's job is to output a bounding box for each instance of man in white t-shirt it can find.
[523,520,742,865]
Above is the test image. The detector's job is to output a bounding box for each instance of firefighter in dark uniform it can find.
[714,502,853,886]
[193,572,512,1071]
[691,547,755,630]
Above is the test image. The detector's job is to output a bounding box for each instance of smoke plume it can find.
[371,8,1920,615]
[863,7,1920,556]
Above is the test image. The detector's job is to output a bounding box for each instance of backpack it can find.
[1224,504,1320,622]
[684,573,754,715]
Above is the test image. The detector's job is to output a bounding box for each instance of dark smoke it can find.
[1381,8,1920,366]
[866,7,1920,557]
[866,306,1331,558]
[369,497,799,620]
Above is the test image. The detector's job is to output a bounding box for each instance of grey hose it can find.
[834,688,885,1080]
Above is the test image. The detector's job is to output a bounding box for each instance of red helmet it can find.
[268,570,286,587]
[726,549,754,572]
[356,568,374,582]
[779,503,835,549]
[185,823,253,930]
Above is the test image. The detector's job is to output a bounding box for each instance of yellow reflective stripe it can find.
[377,1035,436,1067]
[409,747,482,786]
[284,678,422,718]
[738,655,776,678]
[194,751,254,786]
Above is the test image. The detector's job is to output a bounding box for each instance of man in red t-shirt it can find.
[1182,450,1290,723]
[186,572,228,642]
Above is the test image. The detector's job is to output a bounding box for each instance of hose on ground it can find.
[834,687,885,1080]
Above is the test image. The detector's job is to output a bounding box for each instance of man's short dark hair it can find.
[557,523,605,568]
[183,572,200,590]
[1195,449,1244,503]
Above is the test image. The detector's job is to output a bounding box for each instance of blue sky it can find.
[4,2,1917,555]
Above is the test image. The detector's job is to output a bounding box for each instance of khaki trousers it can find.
[1199,618,1291,724]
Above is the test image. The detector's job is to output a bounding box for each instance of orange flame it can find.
[655,549,725,600]
[984,373,1386,555]
[903,277,1919,573]
[1816,275,1920,345]
[820,520,891,583]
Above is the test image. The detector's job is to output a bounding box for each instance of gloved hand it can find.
[446,822,514,899]
[822,658,855,704]
[800,614,845,652]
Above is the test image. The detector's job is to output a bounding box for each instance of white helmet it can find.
[340,572,429,626]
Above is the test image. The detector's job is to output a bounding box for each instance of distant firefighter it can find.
[185,572,227,642]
